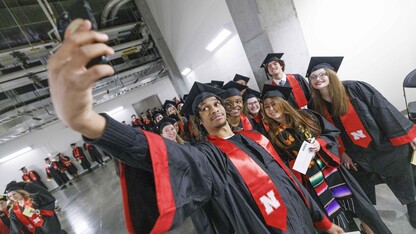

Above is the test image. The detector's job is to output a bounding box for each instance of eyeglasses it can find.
[309,72,327,81]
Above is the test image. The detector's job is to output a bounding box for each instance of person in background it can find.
[0,195,10,234]
[45,157,72,189]
[307,56,416,229]
[261,84,390,233]
[262,53,311,109]
[131,114,143,129]
[5,182,63,233]
[47,19,343,234]
[158,117,185,144]
[20,166,48,190]
[57,152,80,180]
[221,81,258,133]
[233,74,250,86]
[84,142,105,166]
[71,143,92,172]
[151,112,164,134]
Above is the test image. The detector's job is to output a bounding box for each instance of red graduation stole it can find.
[13,201,44,232]
[324,98,372,149]
[22,174,31,182]
[240,114,253,131]
[286,74,308,109]
[73,148,84,159]
[29,171,38,181]
[207,131,309,231]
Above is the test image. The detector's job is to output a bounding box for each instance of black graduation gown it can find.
[0,209,10,230]
[22,171,48,190]
[58,156,78,175]
[84,143,104,164]
[45,162,69,186]
[72,147,92,170]
[86,115,332,234]
[269,110,390,233]
[268,74,311,109]
[317,81,416,205]
[9,193,62,234]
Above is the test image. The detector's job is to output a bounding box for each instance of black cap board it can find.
[158,117,177,134]
[180,82,224,116]
[243,88,261,103]
[305,56,344,77]
[233,74,250,83]
[261,84,292,100]
[260,53,284,68]
[209,80,224,89]
[19,166,27,171]
[163,100,177,111]
[221,81,247,99]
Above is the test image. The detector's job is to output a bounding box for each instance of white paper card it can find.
[292,140,315,174]
[411,150,416,166]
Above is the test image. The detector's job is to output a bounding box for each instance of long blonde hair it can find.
[309,68,349,116]
[8,189,32,208]
[262,96,321,149]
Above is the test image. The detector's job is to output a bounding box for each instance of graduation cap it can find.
[158,117,177,134]
[152,111,163,120]
[19,166,27,171]
[260,53,284,68]
[220,81,247,99]
[70,143,76,146]
[305,56,344,77]
[5,181,24,193]
[180,82,224,116]
[243,88,261,103]
[131,114,137,118]
[163,100,177,111]
[261,84,292,100]
[208,80,224,89]
[44,157,50,161]
[233,74,250,84]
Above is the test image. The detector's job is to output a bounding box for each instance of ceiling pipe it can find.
[36,0,61,41]
[1,0,33,47]
[109,0,132,26]
[101,0,123,27]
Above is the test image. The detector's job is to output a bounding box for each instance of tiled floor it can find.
[55,160,415,233]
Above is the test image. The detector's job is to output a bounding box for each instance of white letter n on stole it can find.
[259,190,280,214]
[350,130,366,140]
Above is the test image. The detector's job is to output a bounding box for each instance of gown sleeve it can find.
[303,109,341,167]
[85,114,218,233]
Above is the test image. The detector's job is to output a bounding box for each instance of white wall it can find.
[0,77,177,190]
[292,0,416,110]
[146,0,258,90]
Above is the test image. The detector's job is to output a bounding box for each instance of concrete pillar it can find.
[224,0,274,91]
[133,0,187,96]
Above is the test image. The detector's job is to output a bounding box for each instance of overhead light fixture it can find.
[206,29,232,52]
[106,106,124,116]
[0,146,32,164]
[181,68,192,76]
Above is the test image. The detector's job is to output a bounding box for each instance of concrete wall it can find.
[0,78,177,190]
[145,0,258,90]
[292,0,416,109]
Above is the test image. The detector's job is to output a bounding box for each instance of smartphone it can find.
[57,0,108,68]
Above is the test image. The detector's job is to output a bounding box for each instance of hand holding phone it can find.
[57,0,108,68]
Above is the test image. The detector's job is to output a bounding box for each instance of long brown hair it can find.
[262,96,321,149]
[309,68,348,116]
